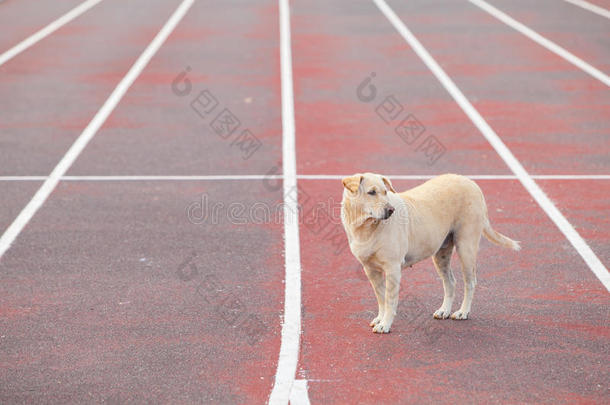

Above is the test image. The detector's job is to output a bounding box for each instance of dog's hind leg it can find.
[452,231,480,320]
[364,266,385,327]
[432,234,455,319]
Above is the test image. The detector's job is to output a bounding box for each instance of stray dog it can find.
[340,173,520,333]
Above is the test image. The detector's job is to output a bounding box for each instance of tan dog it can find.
[341,173,520,333]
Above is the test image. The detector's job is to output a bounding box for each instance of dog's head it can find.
[342,172,396,220]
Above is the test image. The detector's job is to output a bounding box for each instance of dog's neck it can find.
[341,196,383,241]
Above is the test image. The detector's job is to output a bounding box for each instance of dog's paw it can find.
[369,315,383,327]
[450,310,469,320]
[433,308,451,319]
[372,322,391,334]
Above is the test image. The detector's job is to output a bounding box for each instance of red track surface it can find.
[0,0,84,52]
[0,0,608,403]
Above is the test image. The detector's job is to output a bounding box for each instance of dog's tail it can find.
[483,221,521,251]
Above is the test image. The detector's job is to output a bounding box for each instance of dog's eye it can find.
[367,190,376,196]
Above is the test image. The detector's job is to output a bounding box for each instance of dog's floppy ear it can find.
[342,174,363,193]
[381,176,396,193]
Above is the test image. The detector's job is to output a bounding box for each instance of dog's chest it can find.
[349,238,378,263]
[354,248,386,269]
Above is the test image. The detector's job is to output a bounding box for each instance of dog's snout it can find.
[384,206,395,219]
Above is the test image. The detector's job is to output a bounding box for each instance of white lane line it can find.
[61,175,283,181]
[533,175,610,180]
[1,174,610,181]
[374,0,610,291]
[269,0,303,404]
[0,176,48,181]
[300,174,610,180]
[299,174,517,180]
[563,0,610,19]
[0,0,104,67]
[289,380,311,405]
[468,0,610,87]
[0,0,195,260]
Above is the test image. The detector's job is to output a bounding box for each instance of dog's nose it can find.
[385,207,395,219]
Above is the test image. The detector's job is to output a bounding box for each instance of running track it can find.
[0,0,608,403]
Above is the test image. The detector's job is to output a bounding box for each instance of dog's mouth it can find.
[365,207,395,221]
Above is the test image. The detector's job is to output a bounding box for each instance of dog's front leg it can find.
[372,264,401,333]
[364,266,385,327]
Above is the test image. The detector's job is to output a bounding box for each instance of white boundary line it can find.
[374,0,610,291]
[63,175,281,181]
[298,174,610,180]
[269,0,306,404]
[0,0,195,260]
[0,0,104,67]
[532,175,610,180]
[0,176,49,181]
[563,0,610,19]
[289,380,311,405]
[1,174,610,181]
[469,0,610,87]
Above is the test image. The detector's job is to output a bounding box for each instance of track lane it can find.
[0,180,284,402]
[0,0,182,175]
[564,0,610,19]
[0,0,86,55]
[469,0,610,87]
[570,0,610,12]
[489,0,610,70]
[538,179,610,269]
